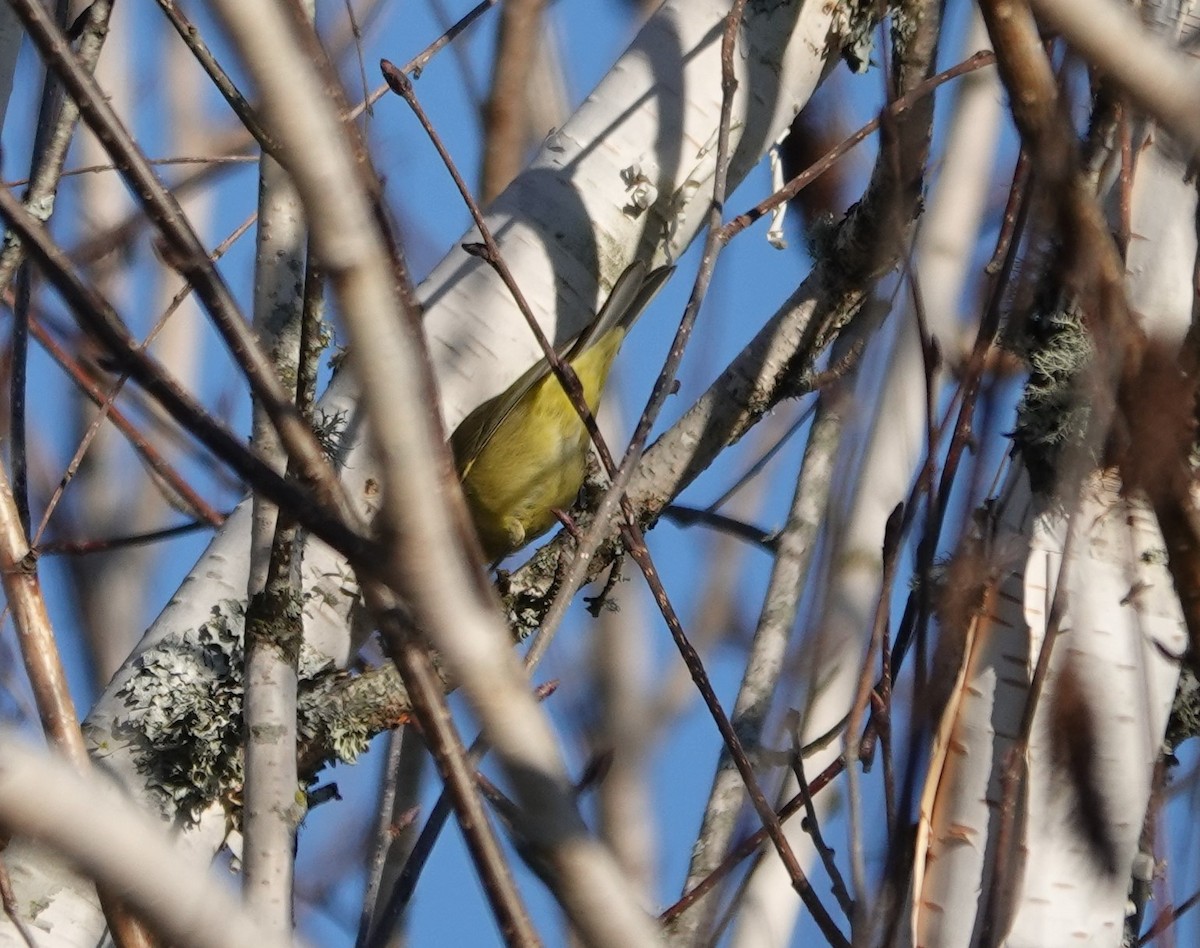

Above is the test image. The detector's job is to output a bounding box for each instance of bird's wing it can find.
[451,261,670,474]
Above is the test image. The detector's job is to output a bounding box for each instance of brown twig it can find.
[789,728,855,920]
[38,518,218,555]
[660,505,778,552]
[10,270,31,536]
[350,0,499,120]
[1137,887,1200,945]
[153,0,274,149]
[27,318,224,528]
[0,470,86,767]
[720,50,997,243]
[3,153,258,188]
[986,152,1032,275]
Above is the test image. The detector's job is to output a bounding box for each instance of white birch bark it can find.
[1011,474,1183,943]
[242,147,307,936]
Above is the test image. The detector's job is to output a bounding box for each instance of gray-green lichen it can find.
[313,408,350,464]
[833,0,886,73]
[1010,302,1096,496]
[113,600,373,826]
[114,602,246,823]
[1165,665,1200,758]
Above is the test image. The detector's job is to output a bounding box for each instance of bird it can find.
[450,260,671,562]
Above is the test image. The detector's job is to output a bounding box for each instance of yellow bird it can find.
[451,261,671,562]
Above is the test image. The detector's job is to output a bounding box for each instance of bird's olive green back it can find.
[450,261,672,476]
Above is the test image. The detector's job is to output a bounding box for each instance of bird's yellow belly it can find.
[460,377,592,559]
